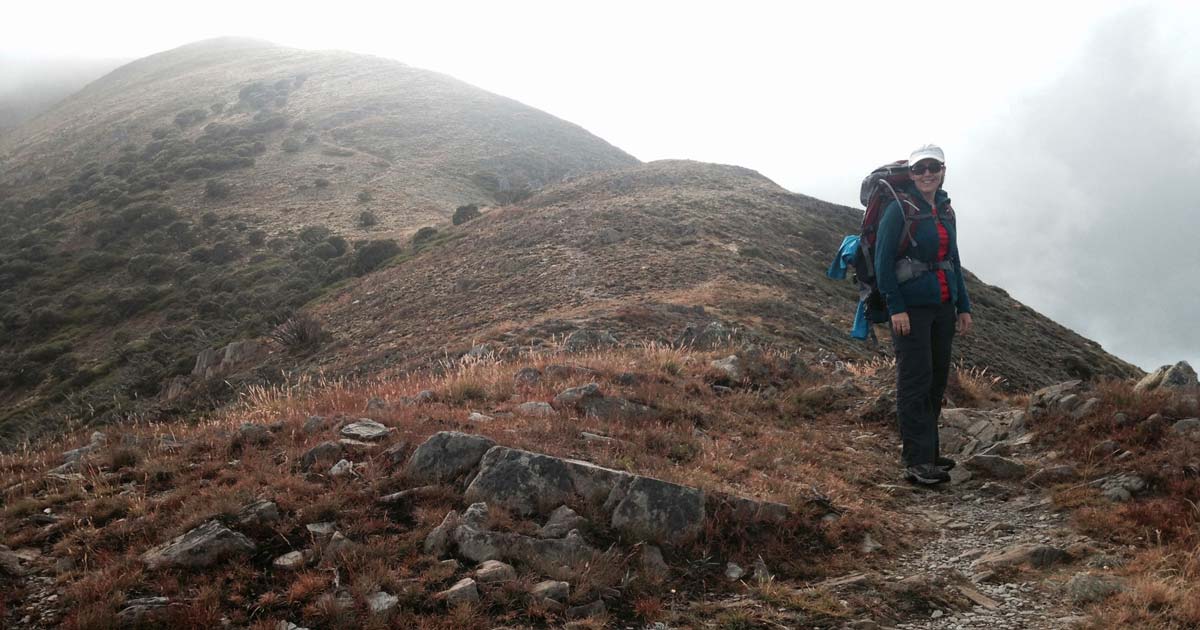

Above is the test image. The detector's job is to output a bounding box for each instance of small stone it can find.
[300,441,344,472]
[565,599,606,620]
[641,544,670,580]
[538,505,586,539]
[1066,573,1126,603]
[475,559,517,583]
[273,551,306,570]
[530,579,569,602]
[514,368,542,386]
[515,401,556,418]
[235,422,272,447]
[329,459,354,478]
[1071,398,1101,419]
[340,419,392,441]
[725,562,745,581]
[306,522,337,537]
[303,416,326,433]
[931,609,944,619]
[366,591,399,613]
[860,533,882,553]
[965,454,1028,479]
[438,577,479,605]
[467,412,493,423]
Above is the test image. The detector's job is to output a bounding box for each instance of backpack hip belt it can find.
[894,258,954,283]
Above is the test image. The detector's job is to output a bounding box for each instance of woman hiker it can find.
[874,144,973,485]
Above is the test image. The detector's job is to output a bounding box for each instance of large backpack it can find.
[854,160,956,324]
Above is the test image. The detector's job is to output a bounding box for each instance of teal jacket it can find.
[874,184,971,316]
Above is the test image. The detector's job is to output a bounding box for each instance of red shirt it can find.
[933,205,950,302]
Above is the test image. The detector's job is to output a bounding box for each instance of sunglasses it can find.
[910,162,944,176]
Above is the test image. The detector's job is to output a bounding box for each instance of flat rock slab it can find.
[609,475,705,544]
[405,431,497,485]
[340,419,391,441]
[464,445,631,516]
[141,520,256,570]
[438,577,479,605]
[964,454,1028,480]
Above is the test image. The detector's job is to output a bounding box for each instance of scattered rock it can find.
[553,383,603,408]
[303,416,326,433]
[1091,439,1121,457]
[578,395,660,421]
[0,544,26,576]
[674,321,732,349]
[964,454,1028,479]
[514,367,541,386]
[1026,464,1077,486]
[437,577,480,605]
[539,505,587,538]
[300,441,344,472]
[859,533,882,553]
[366,398,389,411]
[329,459,355,478]
[530,579,570,602]
[1172,418,1200,435]
[563,329,618,352]
[236,499,281,528]
[580,431,624,447]
[116,597,171,625]
[725,562,745,581]
[367,591,399,613]
[1066,572,1127,603]
[1071,397,1102,419]
[273,551,306,570]
[235,423,272,447]
[340,419,391,441]
[1135,361,1198,392]
[710,355,743,382]
[306,522,337,537]
[141,520,256,570]
[379,442,408,467]
[972,543,1071,570]
[475,559,517,583]
[322,532,357,562]
[1101,473,1147,502]
[423,510,461,557]
[405,431,497,485]
[467,412,493,423]
[641,544,670,580]
[515,401,556,418]
[566,599,606,620]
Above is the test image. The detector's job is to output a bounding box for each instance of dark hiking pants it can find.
[892,302,957,467]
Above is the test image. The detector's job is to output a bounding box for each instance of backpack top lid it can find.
[859,160,910,207]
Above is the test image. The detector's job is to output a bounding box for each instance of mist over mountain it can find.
[956,7,1200,371]
[0,53,125,133]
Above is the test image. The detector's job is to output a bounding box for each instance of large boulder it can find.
[464,446,631,516]
[1135,361,1198,392]
[608,476,706,544]
[405,431,496,485]
[141,520,256,569]
[939,408,1027,456]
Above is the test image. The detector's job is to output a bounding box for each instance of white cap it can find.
[909,144,945,165]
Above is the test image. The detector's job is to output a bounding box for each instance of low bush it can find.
[356,190,373,203]
[299,225,331,244]
[269,313,326,351]
[357,211,379,228]
[313,178,330,188]
[204,179,230,199]
[351,239,401,276]
[452,204,481,225]
[411,226,438,245]
[174,108,208,128]
[281,137,302,153]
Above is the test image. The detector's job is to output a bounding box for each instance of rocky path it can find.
[877,480,1090,630]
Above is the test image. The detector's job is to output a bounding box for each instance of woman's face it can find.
[911,159,944,196]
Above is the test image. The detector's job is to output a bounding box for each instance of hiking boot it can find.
[935,456,957,471]
[904,464,951,485]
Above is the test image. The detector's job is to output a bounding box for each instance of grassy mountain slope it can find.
[314,159,1139,391]
[0,38,636,443]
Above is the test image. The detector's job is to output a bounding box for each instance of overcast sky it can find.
[3,0,1197,371]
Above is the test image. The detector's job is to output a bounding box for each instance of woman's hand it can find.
[890,312,911,336]
[957,312,973,335]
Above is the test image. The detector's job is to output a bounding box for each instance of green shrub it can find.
[205,179,230,199]
[201,212,220,227]
[78,251,124,273]
[310,242,339,259]
[411,226,438,245]
[248,230,267,246]
[313,178,330,188]
[452,204,481,225]
[357,211,379,228]
[269,313,325,351]
[352,239,401,275]
[174,108,209,128]
[326,236,348,257]
[356,190,373,203]
[299,225,331,244]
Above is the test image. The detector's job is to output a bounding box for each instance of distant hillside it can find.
[0,38,636,443]
[0,38,1137,446]
[0,55,124,134]
[314,159,1140,390]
